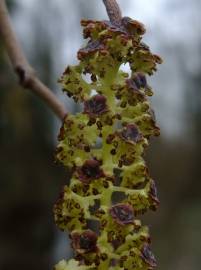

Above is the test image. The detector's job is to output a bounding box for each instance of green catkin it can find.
[54,17,162,270]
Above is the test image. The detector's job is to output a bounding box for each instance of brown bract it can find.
[121,16,146,35]
[84,95,108,117]
[132,73,147,89]
[149,179,160,208]
[71,230,98,254]
[78,40,108,60]
[126,79,146,103]
[119,124,143,144]
[110,203,134,225]
[141,244,157,268]
[76,159,105,184]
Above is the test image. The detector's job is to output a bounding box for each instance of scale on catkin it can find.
[54,16,162,270]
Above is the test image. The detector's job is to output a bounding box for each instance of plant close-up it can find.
[54,1,162,269]
[2,0,201,270]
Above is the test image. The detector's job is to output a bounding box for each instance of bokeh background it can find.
[1,0,201,269]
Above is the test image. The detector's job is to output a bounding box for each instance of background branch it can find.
[0,0,67,120]
[102,0,122,24]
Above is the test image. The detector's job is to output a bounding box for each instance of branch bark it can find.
[102,0,122,24]
[0,0,67,120]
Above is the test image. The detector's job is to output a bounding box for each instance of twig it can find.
[102,0,122,24]
[0,0,67,120]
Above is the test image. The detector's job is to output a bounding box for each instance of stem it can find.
[0,0,67,120]
[102,0,122,24]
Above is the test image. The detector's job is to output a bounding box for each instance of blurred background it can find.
[0,0,201,269]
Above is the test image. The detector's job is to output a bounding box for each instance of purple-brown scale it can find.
[78,40,108,60]
[84,95,108,117]
[148,179,160,210]
[140,243,157,268]
[126,78,146,102]
[119,124,143,144]
[110,203,134,226]
[132,73,147,89]
[76,159,105,184]
[71,230,98,254]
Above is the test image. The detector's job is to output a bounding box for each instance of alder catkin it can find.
[54,16,162,270]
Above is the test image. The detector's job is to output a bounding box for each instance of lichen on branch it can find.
[54,10,162,270]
